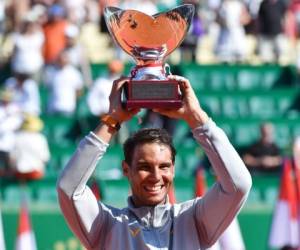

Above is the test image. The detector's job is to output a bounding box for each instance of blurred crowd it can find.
[0,0,300,181]
[0,0,300,68]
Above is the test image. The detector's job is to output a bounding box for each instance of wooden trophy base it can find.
[123,79,182,109]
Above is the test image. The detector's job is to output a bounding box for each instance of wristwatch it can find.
[100,114,121,131]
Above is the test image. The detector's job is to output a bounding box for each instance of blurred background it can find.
[0,0,300,249]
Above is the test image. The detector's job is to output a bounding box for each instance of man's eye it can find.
[138,165,149,171]
[160,164,171,169]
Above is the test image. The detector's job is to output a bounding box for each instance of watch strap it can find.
[100,114,121,131]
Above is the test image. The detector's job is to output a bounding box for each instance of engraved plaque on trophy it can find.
[104,4,195,109]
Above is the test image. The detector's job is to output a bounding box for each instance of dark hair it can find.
[123,128,176,165]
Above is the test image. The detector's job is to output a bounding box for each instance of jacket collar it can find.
[127,196,172,228]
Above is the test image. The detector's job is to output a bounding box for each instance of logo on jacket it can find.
[129,227,141,237]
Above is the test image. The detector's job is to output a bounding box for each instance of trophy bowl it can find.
[104,4,195,109]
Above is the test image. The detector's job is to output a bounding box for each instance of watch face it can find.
[106,116,116,125]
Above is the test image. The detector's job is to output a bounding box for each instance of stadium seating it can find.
[33,63,300,181]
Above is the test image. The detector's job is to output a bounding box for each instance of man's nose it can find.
[149,167,160,181]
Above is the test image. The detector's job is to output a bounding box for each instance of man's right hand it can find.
[94,77,140,142]
[108,77,140,124]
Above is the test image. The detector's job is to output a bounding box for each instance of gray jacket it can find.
[57,120,252,250]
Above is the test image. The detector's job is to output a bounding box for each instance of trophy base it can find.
[123,80,182,109]
[125,99,182,109]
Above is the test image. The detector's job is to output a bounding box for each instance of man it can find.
[242,122,282,174]
[57,75,252,249]
[4,71,41,115]
[46,50,84,116]
[87,60,124,116]
[257,0,287,63]
[0,89,23,174]
[86,60,127,143]
[9,114,50,180]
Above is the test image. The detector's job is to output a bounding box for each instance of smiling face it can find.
[122,142,175,207]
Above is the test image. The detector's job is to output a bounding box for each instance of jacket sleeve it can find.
[56,132,110,249]
[192,119,252,248]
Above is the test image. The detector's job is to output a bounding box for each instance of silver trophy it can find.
[104,4,195,109]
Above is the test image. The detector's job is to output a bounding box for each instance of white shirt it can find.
[11,31,45,74]
[87,74,116,116]
[215,0,247,60]
[5,77,41,115]
[63,0,86,23]
[66,45,84,68]
[0,103,23,152]
[48,65,84,114]
[219,0,245,30]
[10,131,50,173]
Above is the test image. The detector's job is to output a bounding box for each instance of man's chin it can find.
[145,195,167,206]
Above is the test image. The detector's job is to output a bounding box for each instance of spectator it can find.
[215,0,251,63]
[286,0,300,72]
[243,0,261,35]
[46,50,84,116]
[42,4,68,65]
[180,1,204,62]
[257,0,287,63]
[87,59,124,116]
[79,1,103,63]
[242,122,283,174]
[10,19,45,82]
[5,0,31,31]
[8,114,50,180]
[28,4,48,27]
[62,0,88,26]
[64,24,92,86]
[0,89,23,174]
[87,59,127,143]
[4,71,41,115]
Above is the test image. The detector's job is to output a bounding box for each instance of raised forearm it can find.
[193,120,252,247]
[93,123,118,144]
[56,132,108,249]
[57,132,108,197]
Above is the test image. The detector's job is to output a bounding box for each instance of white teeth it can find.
[145,185,162,191]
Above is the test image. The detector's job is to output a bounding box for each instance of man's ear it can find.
[122,160,130,177]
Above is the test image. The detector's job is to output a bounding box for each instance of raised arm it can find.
[56,77,140,249]
[192,119,252,247]
[153,75,252,247]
